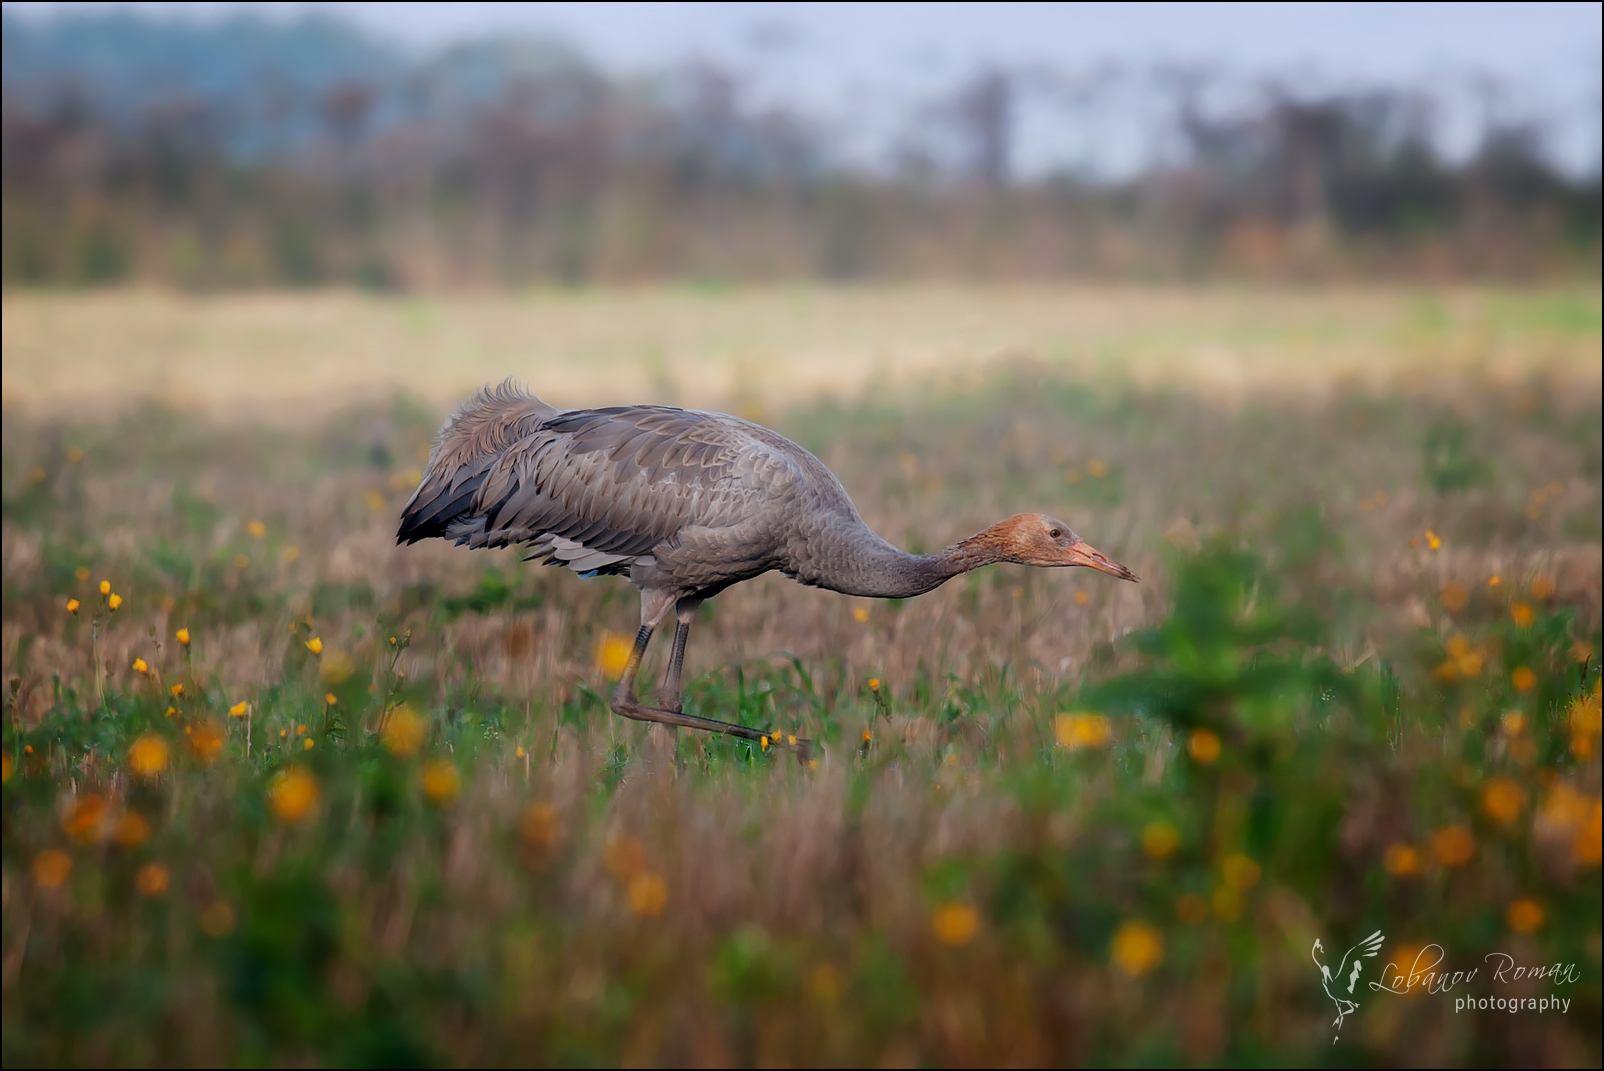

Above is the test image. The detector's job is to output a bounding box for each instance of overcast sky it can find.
[7,2,1601,174]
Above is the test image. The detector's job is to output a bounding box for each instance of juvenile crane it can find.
[398,382,1138,752]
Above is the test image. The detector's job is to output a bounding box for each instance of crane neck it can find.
[792,516,1011,599]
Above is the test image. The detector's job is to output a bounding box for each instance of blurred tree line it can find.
[3,11,1599,288]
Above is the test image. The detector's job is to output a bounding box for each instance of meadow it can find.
[1,286,1601,1067]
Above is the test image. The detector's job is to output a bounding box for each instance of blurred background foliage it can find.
[1,6,1600,289]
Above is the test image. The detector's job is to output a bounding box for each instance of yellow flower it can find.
[324,692,337,706]
[1110,921,1163,976]
[1530,576,1555,599]
[1488,575,1501,587]
[229,701,249,717]
[32,849,73,889]
[302,737,315,750]
[128,734,170,777]
[1440,581,1468,612]
[175,628,190,646]
[931,902,981,945]
[200,901,235,936]
[1074,590,1089,605]
[593,632,632,679]
[246,519,267,538]
[169,682,184,697]
[1055,713,1111,751]
[107,593,123,611]
[1431,826,1475,867]
[132,657,149,675]
[282,545,301,563]
[1511,667,1537,692]
[628,872,668,917]
[99,580,111,596]
[852,607,870,623]
[515,745,526,758]
[268,766,319,823]
[364,489,386,512]
[62,794,109,844]
[305,636,323,655]
[1482,779,1524,826]
[1506,899,1544,934]
[1086,458,1110,479]
[134,862,170,897]
[1502,711,1527,735]
[1222,853,1261,891]
[382,705,427,757]
[1425,529,1442,551]
[1383,843,1420,876]
[66,598,80,614]
[1187,728,1221,765]
[421,758,460,803]
[760,735,770,751]
[1510,603,1534,627]
[868,678,880,691]
[1141,821,1180,859]
[113,811,149,848]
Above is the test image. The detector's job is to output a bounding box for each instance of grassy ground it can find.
[1,287,1601,1067]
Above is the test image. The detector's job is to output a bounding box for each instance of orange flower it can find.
[1506,899,1544,934]
[131,658,149,675]
[99,580,111,596]
[628,872,668,917]
[1440,582,1469,612]
[305,636,323,655]
[32,849,73,889]
[134,863,170,897]
[128,734,170,777]
[1510,603,1534,627]
[931,902,981,945]
[107,593,123,611]
[421,758,460,803]
[1110,921,1164,976]
[1481,779,1524,826]
[1511,667,1537,692]
[1187,729,1222,765]
[65,598,80,614]
[1141,821,1180,859]
[268,767,319,823]
[175,628,190,646]
[1056,713,1111,751]
[1383,843,1420,876]
[1431,826,1475,867]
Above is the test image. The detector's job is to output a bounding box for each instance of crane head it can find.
[998,514,1139,581]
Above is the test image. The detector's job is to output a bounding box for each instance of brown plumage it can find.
[399,381,1138,753]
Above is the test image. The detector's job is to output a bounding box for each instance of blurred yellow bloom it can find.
[134,862,170,897]
[1141,820,1180,859]
[1573,640,1596,664]
[593,632,632,679]
[931,902,980,946]
[99,580,111,596]
[760,735,770,751]
[1055,713,1111,751]
[128,734,170,777]
[175,628,190,646]
[1187,728,1221,765]
[305,636,323,655]
[382,705,427,756]
[200,901,235,936]
[364,489,387,512]
[868,678,880,691]
[268,766,319,823]
[65,598,80,614]
[807,962,844,1005]
[1,754,11,783]
[604,835,647,882]
[1383,843,1420,876]
[421,759,460,802]
[1530,576,1555,599]
[515,744,526,758]
[1481,779,1524,826]
[1502,711,1527,735]
[229,701,249,717]
[32,849,73,889]
[320,649,354,684]
[131,658,149,675]
[1510,603,1534,627]
[1086,458,1110,479]
[1506,898,1544,934]
[62,794,108,844]
[302,737,315,750]
[246,519,267,538]
[187,722,223,764]
[1221,853,1261,891]
[113,811,150,848]
[1425,529,1441,551]
[1440,581,1468,612]
[1488,575,1501,587]
[1074,590,1090,605]
[1431,825,1475,867]
[282,545,301,562]
[1511,667,1537,692]
[75,566,90,582]
[852,606,870,623]
[67,446,84,463]
[107,593,122,611]
[169,683,184,697]
[324,692,337,706]
[1110,921,1163,976]
[520,801,559,849]
[628,872,668,917]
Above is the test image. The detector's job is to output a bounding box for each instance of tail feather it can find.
[397,380,559,545]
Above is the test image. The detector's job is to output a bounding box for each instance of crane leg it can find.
[655,597,703,712]
[609,607,812,760]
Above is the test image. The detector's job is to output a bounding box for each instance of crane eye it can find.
[1048,528,1062,539]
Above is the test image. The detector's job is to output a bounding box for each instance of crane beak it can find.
[1066,540,1139,582]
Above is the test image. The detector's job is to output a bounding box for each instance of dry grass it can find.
[1,286,1600,1067]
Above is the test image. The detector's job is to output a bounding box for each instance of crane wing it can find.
[1346,930,1384,993]
[399,386,780,577]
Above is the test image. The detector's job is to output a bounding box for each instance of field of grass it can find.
[2,286,1601,1067]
